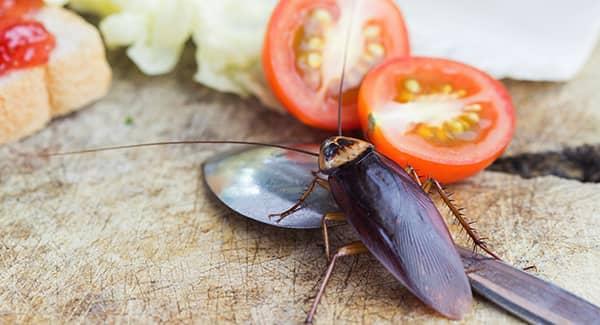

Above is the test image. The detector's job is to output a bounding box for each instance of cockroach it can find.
[42,3,522,323]
[289,135,492,322]
[203,143,600,324]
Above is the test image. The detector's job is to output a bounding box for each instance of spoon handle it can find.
[458,247,600,324]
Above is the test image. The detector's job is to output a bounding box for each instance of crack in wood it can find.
[489,144,600,183]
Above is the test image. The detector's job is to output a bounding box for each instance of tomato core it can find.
[378,77,490,147]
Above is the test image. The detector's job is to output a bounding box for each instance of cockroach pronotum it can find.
[40,1,600,323]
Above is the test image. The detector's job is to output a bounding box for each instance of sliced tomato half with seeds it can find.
[263,0,410,130]
[358,57,515,183]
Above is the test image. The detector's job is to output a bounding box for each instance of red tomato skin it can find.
[263,0,410,131]
[358,57,516,183]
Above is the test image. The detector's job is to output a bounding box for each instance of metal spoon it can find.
[203,144,336,229]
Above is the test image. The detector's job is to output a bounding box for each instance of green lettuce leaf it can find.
[46,0,282,110]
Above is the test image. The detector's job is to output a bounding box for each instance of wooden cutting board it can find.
[1,44,599,324]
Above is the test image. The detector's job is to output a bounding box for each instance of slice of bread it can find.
[0,6,111,144]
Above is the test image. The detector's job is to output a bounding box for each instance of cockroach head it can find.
[318,136,373,174]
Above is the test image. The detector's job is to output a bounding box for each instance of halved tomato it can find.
[263,0,410,130]
[358,57,515,183]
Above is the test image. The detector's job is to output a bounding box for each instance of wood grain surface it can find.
[1,44,599,324]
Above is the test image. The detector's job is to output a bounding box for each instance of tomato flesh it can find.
[263,0,410,130]
[0,0,54,76]
[358,57,515,183]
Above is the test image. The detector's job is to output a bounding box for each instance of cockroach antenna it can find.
[337,0,356,136]
[44,141,319,157]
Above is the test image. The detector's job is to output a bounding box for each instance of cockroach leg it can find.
[405,165,423,186]
[306,241,368,324]
[421,180,433,194]
[268,175,329,222]
[430,178,502,260]
[406,165,433,193]
[321,212,346,261]
[315,177,330,191]
[464,266,486,274]
[523,265,538,272]
[407,166,500,259]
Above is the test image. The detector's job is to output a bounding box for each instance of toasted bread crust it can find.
[0,6,111,144]
[37,7,112,117]
[0,68,51,144]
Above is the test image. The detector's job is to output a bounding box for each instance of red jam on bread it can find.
[0,0,55,76]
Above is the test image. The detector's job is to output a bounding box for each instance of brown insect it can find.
[265,135,499,322]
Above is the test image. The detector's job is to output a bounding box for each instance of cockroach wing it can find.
[328,151,472,319]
